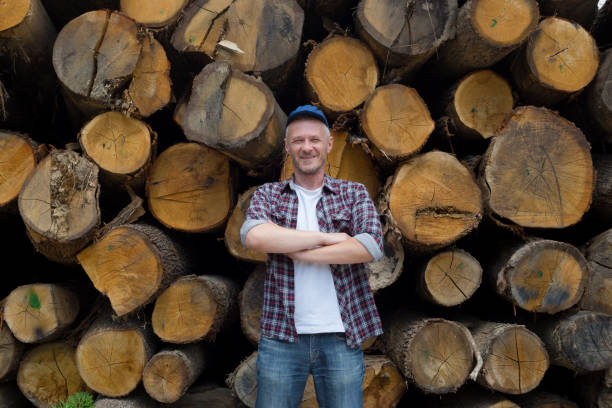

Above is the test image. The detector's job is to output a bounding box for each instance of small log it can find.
[354,0,457,82]
[142,344,206,403]
[79,111,157,192]
[586,49,612,143]
[95,394,158,408]
[304,36,378,114]
[510,17,599,106]
[178,62,286,170]
[17,342,89,408]
[430,0,539,80]
[281,129,381,200]
[0,131,37,212]
[366,227,404,293]
[4,283,79,343]
[380,151,483,250]
[381,311,479,394]
[464,320,548,394]
[0,382,30,408]
[152,274,239,343]
[239,265,265,346]
[580,228,612,315]
[225,187,267,263]
[360,84,434,163]
[419,249,482,307]
[120,0,189,28]
[18,149,101,264]
[531,310,612,372]
[443,70,514,140]
[146,142,233,232]
[592,0,612,49]
[482,106,594,229]
[168,384,243,408]
[487,238,587,314]
[76,311,156,397]
[227,351,258,407]
[511,391,578,408]
[539,0,598,29]
[0,324,24,381]
[77,223,187,317]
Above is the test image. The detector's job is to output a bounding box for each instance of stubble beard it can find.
[291,154,326,175]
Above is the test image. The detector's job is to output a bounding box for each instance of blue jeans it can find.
[255,333,364,408]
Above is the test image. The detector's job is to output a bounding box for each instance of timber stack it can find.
[0,0,611,406]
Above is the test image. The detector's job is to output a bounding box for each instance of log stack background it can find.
[1,0,611,406]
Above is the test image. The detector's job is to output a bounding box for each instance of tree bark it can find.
[17,342,89,408]
[225,187,267,263]
[0,131,38,212]
[18,149,101,264]
[77,223,187,316]
[586,49,612,143]
[538,0,598,29]
[146,142,233,232]
[482,106,594,229]
[510,17,599,106]
[0,324,23,381]
[580,228,612,315]
[152,274,239,343]
[239,265,265,346]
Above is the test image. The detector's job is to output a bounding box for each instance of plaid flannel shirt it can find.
[240,174,384,348]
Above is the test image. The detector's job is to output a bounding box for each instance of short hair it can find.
[285,118,330,140]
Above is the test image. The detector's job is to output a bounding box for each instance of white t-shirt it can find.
[292,184,345,334]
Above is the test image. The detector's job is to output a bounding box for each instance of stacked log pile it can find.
[0,0,611,406]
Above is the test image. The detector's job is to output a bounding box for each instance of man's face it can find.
[285,119,333,176]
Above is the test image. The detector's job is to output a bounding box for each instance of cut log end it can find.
[0,131,36,208]
[0,0,30,31]
[423,250,482,307]
[225,187,267,263]
[239,265,265,345]
[471,0,539,46]
[120,0,188,27]
[143,347,204,403]
[0,324,23,381]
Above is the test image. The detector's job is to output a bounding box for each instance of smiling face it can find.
[285,118,333,177]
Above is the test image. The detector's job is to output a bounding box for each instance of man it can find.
[240,105,383,408]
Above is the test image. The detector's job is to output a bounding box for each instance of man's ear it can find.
[327,133,333,154]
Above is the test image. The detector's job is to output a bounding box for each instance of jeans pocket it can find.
[333,332,346,341]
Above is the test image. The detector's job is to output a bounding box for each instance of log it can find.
[354,0,457,82]
[419,249,482,307]
[465,320,548,394]
[95,394,158,408]
[586,49,612,143]
[77,223,187,317]
[482,106,594,229]
[281,129,381,200]
[152,274,239,343]
[443,70,514,140]
[167,384,244,408]
[381,311,479,394]
[177,62,286,170]
[79,111,157,192]
[380,150,483,250]
[510,17,599,106]
[0,131,38,212]
[531,310,612,372]
[18,149,101,264]
[511,391,578,408]
[0,324,24,381]
[580,228,612,315]
[366,227,404,293]
[120,0,189,28]
[538,0,598,29]
[430,0,539,80]
[4,283,79,343]
[171,0,304,89]
[0,382,30,408]
[17,342,89,408]
[592,0,612,49]
[360,84,435,164]
[76,311,157,397]
[487,238,587,314]
[238,265,265,346]
[227,351,259,407]
[142,344,206,403]
[224,187,267,263]
[304,36,378,114]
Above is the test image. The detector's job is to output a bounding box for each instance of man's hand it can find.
[287,237,374,265]
[320,232,351,246]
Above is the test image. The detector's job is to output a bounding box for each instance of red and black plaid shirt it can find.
[242,175,383,348]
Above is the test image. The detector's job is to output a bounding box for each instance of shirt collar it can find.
[282,174,338,195]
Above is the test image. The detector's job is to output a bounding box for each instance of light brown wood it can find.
[360,84,434,163]
[225,187,267,263]
[152,274,238,343]
[581,229,612,315]
[0,324,24,381]
[0,131,36,210]
[18,149,101,264]
[17,342,89,408]
[146,142,233,232]
[121,0,188,27]
[483,106,594,228]
[0,0,31,31]
[305,36,378,114]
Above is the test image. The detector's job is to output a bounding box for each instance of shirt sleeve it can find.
[240,184,272,245]
[350,183,383,262]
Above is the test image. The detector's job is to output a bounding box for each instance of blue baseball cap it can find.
[286,105,329,129]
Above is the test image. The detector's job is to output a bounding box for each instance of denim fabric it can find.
[255,334,364,408]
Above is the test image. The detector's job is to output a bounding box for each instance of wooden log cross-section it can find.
[239,265,265,346]
[0,131,38,212]
[224,187,267,263]
[120,0,189,28]
[580,228,612,315]
[0,324,23,381]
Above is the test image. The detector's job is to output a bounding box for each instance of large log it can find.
[381,311,479,393]
[430,0,538,80]
[538,0,598,29]
[224,187,267,263]
[482,106,594,229]
[510,17,599,106]
[0,324,23,381]
[152,274,238,343]
[380,150,483,251]
[580,228,612,315]
[586,49,612,143]
[360,84,435,164]
[18,149,101,264]
[76,311,157,397]
[177,62,286,170]
[77,223,187,317]
[0,131,38,212]
[354,0,457,83]
[17,342,89,408]
[304,36,378,115]
[120,0,189,28]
